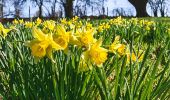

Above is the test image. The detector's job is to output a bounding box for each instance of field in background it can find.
[0,17,170,99]
[1,16,170,23]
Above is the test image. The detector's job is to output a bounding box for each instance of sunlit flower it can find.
[0,23,11,38]
[43,20,56,31]
[12,19,19,24]
[126,50,144,63]
[77,28,96,48]
[109,36,126,55]
[80,39,108,68]
[35,18,42,26]
[25,21,33,28]
[53,25,69,49]
[60,18,67,25]
[26,27,63,60]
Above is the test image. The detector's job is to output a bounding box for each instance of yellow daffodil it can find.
[12,19,19,24]
[0,23,11,38]
[19,19,24,24]
[35,18,42,26]
[77,28,96,48]
[117,44,126,55]
[29,40,49,58]
[98,25,104,32]
[79,51,93,72]
[53,25,69,49]
[126,49,144,63]
[72,16,79,22]
[109,36,126,55]
[60,18,67,25]
[86,22,93,30]
[43,20,56,31]
[25,21,33,28]
[80,38,108,68]
[69,31,81,46]
[26,27,63,60]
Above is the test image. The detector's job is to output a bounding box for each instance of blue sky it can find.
[3,0,170,18]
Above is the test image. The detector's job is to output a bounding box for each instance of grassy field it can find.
[0,17,170,99]
[140,17,170,22]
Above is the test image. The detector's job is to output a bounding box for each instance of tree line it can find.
[0,0,169,18]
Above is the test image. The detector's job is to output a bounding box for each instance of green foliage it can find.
[0,18,170,100]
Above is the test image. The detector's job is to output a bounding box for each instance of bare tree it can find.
[12,0,26,18]
[57,0,74,18]
[158,0,167,17]
[0,0,26,18]
[48,0,57,17]
[112,8,126,16]
[77,0,105,16]
[56,0,103,17]
[148,0,159,17]
[31,0,50,17]
[112,8,133,16]
[0,0,3,17]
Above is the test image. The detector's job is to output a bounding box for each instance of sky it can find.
[3,0,170,18]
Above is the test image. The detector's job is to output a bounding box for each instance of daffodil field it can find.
[0,17,170,99]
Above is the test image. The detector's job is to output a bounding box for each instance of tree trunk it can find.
[0,0,4,18]
[153,10,158,17]
[39,5,42,17]
[128,0,149,17]
[160,5,165,17]
[160,10,165,17]
[64,0,73,18]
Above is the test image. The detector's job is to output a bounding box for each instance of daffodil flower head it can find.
[35,17,42,26]
[69,31,81,46]
[77,28,96,48]
[109,36,126,55]
[79,51,93,72]
[43,20,56,31]
[53,25,69,49]
[29,40,49,58]
[88,38,108,66]
[81,38,108,68]
[60,18,67,25]
[72,16,79,22]
[19,19,24,24]
[0,23,11,38]
[125,47,144,63]
[26,27,63,61]
[25,21,33,28]
[12,19,19,24]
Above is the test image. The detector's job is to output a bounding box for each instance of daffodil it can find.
[19,19,24,24]
[126,49,144,63]
[43,20,56,31]
[109,36,126,55]
[80,39,108,69]
[97,25,104,32]
[72,16,79,22]
[69,31,81,46]
[60,18,67,25]
[77,28,96,48]
[29,40,49,58]
[26,27,63,60]
[79,51,93,72]
[53,25,69,49]
[12,19,19,24]
[0,23,11,38]
[25,21,33,28]
[86,22,93,30]
[35,18,42,26]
